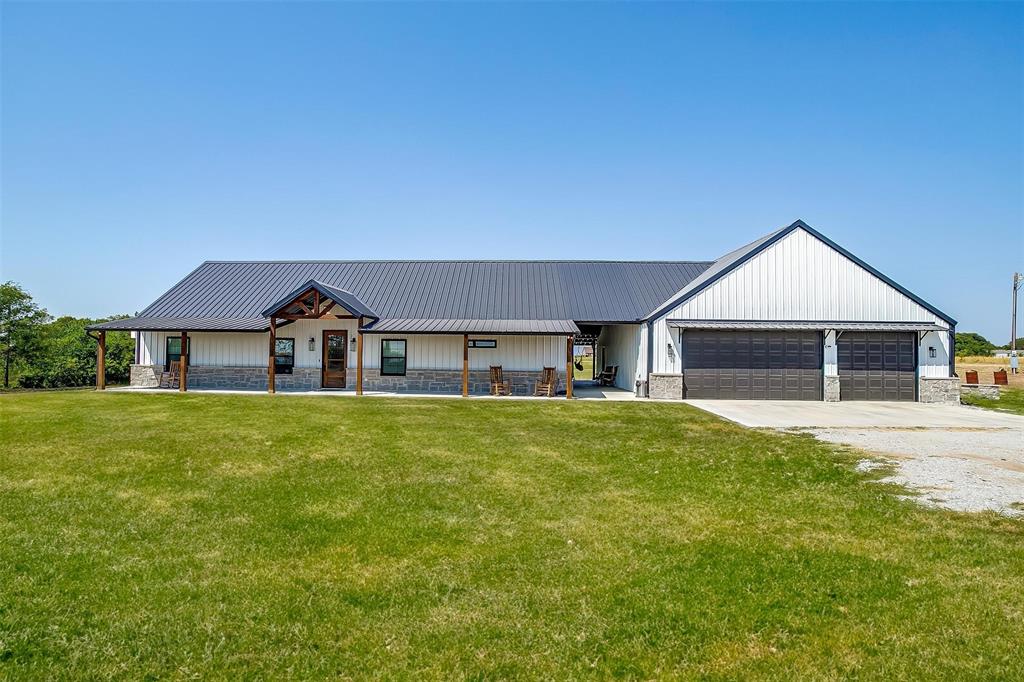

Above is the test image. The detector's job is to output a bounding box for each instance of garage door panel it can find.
[683,331,822,400]
[838,332,916,401]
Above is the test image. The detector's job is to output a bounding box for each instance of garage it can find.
[837,332,917,401]
[681,330,823,400]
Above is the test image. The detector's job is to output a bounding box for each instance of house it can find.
[88,220,959,403]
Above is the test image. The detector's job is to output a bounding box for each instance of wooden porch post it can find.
[179,331,188,392]
[96,331,106,390]
[566,335,574,399]
[463,334,469,397]
[268,318,276,394]
[356,317,364,396]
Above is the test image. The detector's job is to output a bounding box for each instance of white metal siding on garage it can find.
[139,322,564,372]
[650,227,952,376]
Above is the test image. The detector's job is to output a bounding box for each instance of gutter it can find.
[646,320,654,382]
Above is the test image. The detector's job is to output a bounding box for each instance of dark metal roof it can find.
[259,279,378,319]
[363,318,580,335]
[667,319,947,332]
[88,317,269,332]
[91,260,711,332]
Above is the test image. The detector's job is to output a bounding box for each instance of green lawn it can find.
[2,393,1022,679]
[960,387,1024,416]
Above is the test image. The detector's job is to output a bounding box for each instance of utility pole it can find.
[1013,272,1022,357]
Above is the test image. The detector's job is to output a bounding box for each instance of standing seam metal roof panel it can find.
[114,260,712,330]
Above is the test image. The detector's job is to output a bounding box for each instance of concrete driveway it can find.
[684,399,1024,429]
[685,400,1024,517]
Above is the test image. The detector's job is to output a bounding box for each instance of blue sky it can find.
[2,2,1021,341]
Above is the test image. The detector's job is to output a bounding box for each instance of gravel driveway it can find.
[687,400,1024,517]
[816,427,1024,516]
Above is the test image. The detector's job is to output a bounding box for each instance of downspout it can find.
[948,325,956,377]
[645,320,654,394]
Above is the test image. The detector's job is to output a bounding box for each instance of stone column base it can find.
[919,377,961,404]
[130,364,161,388]
[824,375,841,402]
[649,373,683,400]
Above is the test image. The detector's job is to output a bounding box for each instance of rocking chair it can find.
[533,367,558,397]
[159,360,181,389]
[489,366,511,396]
[597,365,618,387]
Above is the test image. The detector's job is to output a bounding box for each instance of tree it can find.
[0,281,48,388]
[18,315,133,389]
[999,337,1024,351]
[954,332,995,358]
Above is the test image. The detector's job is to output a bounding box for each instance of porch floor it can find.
[109,385,638,400]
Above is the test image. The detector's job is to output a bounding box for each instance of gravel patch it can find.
[809,427,1024,517]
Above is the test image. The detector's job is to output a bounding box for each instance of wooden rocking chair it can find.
[489,366,511,396]
[533,367,558,397]
[159,360,180,389]
[598,365,618,387]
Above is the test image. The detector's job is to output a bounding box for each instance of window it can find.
[275,338,295,374]
[165,336,190,371]
[468,339,497,349]
[381,339,407,376]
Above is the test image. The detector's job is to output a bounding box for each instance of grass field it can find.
[2,392,1023,679]
[960,386,1024,416]
[955,356,1023,389]
[573,355,594,380]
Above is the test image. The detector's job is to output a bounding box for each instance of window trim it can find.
[165,336,190,372]
[468,339,497,349]
[380,338,407,376]
[274,337,295,375]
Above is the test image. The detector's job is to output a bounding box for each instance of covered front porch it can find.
[92,281,590,399]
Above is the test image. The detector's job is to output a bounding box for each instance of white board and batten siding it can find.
[649,227,953,378]
[139,319,564,372]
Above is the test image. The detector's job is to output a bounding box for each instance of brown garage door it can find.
[682,330,823,400]
[837,332,916,401]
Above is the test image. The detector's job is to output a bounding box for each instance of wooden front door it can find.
[322,331,348,388]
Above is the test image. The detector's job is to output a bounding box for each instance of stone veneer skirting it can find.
[129,364,318,391]
[960,384,1001,400]
[362,368,565,396]
[130,364,564,395]
[918,377,961,404]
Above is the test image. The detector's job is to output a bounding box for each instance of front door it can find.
[322,331,347,388]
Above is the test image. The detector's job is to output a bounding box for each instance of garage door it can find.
[837,332,916,401]
[682,331,823,400]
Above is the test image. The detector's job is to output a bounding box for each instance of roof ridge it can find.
[199,259,716,265]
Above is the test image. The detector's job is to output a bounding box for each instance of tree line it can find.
[1,282,132,389]
[954,332,1023,358]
